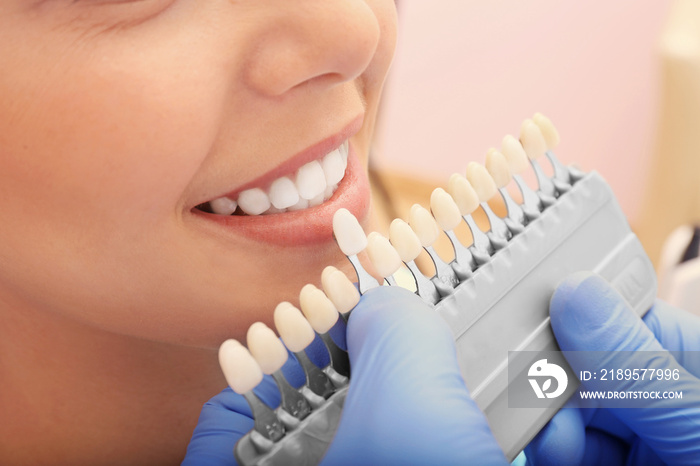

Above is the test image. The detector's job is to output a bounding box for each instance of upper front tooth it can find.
[322,149,346,186]
[237,188,271,215]
[296,160,327,200]
[268,176,300,209]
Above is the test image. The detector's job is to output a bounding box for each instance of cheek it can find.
[1,72,215,223]
[0,27,228,330]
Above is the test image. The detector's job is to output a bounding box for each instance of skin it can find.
[0,1,397,464]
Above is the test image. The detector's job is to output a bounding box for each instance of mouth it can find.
[190,118,370,246]
[195,140,350,216]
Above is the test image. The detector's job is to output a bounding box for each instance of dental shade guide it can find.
[225,114,657,465]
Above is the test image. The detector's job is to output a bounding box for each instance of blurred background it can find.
[373,0,696,264]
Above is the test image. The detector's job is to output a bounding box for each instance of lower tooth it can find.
[309,193,325,207]
[264,206,285,215]
[288,197,309,211]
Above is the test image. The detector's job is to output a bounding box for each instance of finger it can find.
[183,388,254,466]
[642,300,700,377]
[323,286,507,465]
[549,272,700,464]
[578,428,629,466]
[524,400,586,466]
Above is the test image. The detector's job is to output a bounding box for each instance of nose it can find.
[244,1,382,96]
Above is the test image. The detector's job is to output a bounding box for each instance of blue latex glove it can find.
[184,286,507,465]
[525,272,700,466]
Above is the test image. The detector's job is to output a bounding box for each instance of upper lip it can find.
[195,115,365,208]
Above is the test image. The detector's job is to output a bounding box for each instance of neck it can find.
[0,298,225,465]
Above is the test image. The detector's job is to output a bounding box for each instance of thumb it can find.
[549,272,700,464]
[322,286,506,465]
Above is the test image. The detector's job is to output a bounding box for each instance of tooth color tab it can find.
[447,174,480,215]
[269,176,300,209]
[321,266,360,314]
[485,149,512,188]
[237,188,271,215]
[533,113,560,149]
[274,302,315,353]
[430,188,463,231]
[296,160,327,200]
[299,284,339,334]
[218,339,263,394]
[247,323,288,375]
[520,119,547,160]
[501,135,530,175]
[389,219,422,262]
[366,232,402,278]
[466,163,498,202]
[209,196,238,216]
[409,204,440,247]
[333,208,367,256]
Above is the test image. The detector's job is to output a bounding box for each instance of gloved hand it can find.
[525,272,700,465]
[321,286,506,465]
[184,286,508,465]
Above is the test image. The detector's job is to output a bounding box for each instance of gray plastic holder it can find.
[234,171,657,464]
[439,171,656,459]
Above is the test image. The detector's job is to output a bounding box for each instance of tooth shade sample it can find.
[269,176,300,209]
[296,160,327,200]
[501,135,530,175]
[389,218,422,262]
[209,196,238,215]
[299,284,339,334]
[366,232,403,278]
[533,113,560,149]
[520,119,548,160]
[333,208,367,256]
[247,323,288,375]
[485,149,512,188]
[430,188,462,231]
[237,188,271,215]
[321,266,360,314]
[466,163,497,202]
[409,204,440,247]
[218,339,263,394]
[274,302,316,353]
[322,149,345,186]
[447,174,480,215]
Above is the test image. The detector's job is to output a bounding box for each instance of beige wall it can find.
[376,0,673,225]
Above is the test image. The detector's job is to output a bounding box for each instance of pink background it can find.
[376,0,674,223]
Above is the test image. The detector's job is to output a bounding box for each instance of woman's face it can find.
[0,1,397,346]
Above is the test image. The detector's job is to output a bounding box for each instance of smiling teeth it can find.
[207,141,349,216]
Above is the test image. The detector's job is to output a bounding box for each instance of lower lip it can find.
[190,145,370,246]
